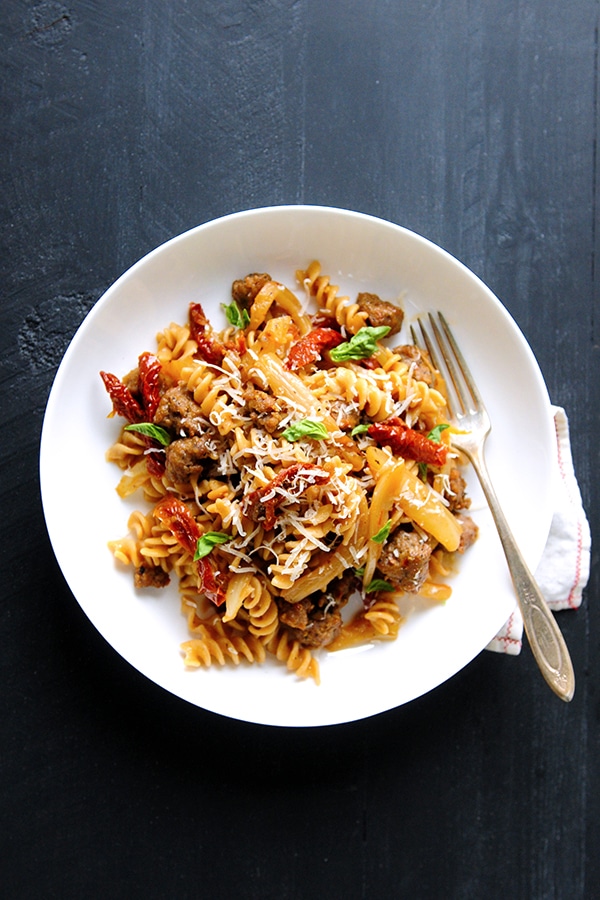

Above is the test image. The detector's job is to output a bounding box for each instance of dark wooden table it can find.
[2,2,597,897]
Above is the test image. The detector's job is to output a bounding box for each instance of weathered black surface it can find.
[1,2,598,898]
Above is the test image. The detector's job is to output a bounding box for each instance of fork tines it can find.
[410,312,482,421]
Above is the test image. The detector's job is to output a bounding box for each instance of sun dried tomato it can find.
[358,357,380,371]
[138,352,162,419]
[311,312,342,330]
[154,496,200,554]
[196,557,227,607]
[145,450,166,478]
[188,301,209,336]
[233,332,247,355]
[189,302,226,366]
[285,327,344,370]
[153,496,226,605]
[243,463,331,530]
[368,418,448,466]
[100,371,145,423]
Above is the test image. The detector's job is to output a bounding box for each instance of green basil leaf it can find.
[124,423,171,446]
[329,326,391,362]
[282,418,329,442]
[418,462,428,481]
[351,423,369,437]
[222,300,250,329]
[371,520,392,544]
[365,578,395,593]
[194,532,230,560]
[427,423,450,443]
[353,566,365,577]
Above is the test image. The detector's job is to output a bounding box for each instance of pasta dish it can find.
[101,263,477,683]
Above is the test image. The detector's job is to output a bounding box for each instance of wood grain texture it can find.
[0,2,597,898]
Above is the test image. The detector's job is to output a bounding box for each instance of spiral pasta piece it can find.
[156,322,197,379]
[108,535,142,568]
[364,598,404,636]
[266,631,320,683]
[105,429,149,470]
[242,578,279,640]
[181,616,267,668]
[297,261,368,334]
[184,365,225,416]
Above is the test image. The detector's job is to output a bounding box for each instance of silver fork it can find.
[412,312,575,702]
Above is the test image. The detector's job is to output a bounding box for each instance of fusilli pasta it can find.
[100,263,477,683]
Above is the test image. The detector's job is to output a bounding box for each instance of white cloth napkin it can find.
[486,406,591,654]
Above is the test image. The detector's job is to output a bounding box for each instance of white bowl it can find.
[40,206,555,726]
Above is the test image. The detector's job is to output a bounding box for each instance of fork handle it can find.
[466,446,575,702]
